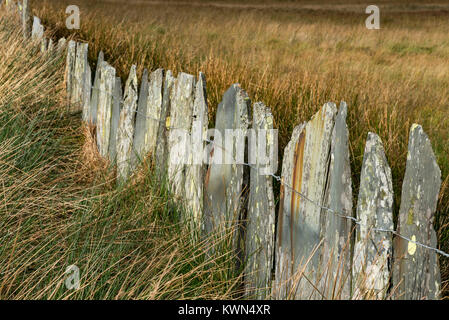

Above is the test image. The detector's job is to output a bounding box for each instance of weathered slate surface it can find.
[155,70,175,174]
[21,0,30,39]
[79,44,90,116]
[143,68,164,158]
[319,102,353,299]
[273,102,336,300]
[31,16,44,40]
[184,72,208,228]
[116,65,138,182]
[72,41,83,102]
[245,101,276,299]
[81,63,92,122]
[108,77,122,162]
[352,132,394,300]
[89,51,104,124]
[167,72,196,200]
[393,124,442,300]
[65,40,76,105]
[273,123,304,299]
[203,84,250,248]
[132,68,149,164]
[72,42,88,112]
[96,61,116,158]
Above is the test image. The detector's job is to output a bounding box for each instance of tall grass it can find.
[33,0,449,294]
[0,9,240,299]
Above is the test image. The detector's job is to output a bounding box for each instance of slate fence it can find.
[8,0,445,300]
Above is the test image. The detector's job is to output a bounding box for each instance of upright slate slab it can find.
[72,42,88,113]
[274,103,336,300]
[143,68,164,158]
[184,72,208,228]
[116,65,138,182]
[319,102,353,299]
[65,40,76,105]
[203,84,250,248]
[21,0,30,39]
[393,124,442,300]
[245,102,276,299]
[82,63,92,122]
[155,70,175,174]
[108,77,122,162]
[132,68,149,164]
[274,123,304,299]
[352,133,394,300]
[77,43,89,112]
[167,72,196,200]
[31,16,43,40]
[89,51,104,124]
[96,61,116,158]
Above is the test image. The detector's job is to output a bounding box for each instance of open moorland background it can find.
[2,0,447,298]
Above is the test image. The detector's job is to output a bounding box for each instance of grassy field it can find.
[32,0,449,294]
[1,0,448,298]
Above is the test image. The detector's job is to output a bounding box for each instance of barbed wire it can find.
[70,72,449,259]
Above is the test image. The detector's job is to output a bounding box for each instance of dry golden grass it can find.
[80,124,108,177]
[33,0,449,290]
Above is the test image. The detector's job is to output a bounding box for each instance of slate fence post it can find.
[244,101,276,299]
[393,124,442,300]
